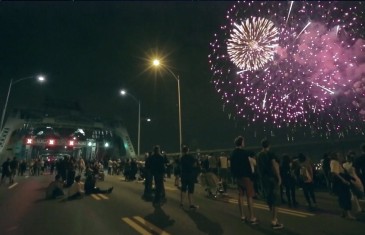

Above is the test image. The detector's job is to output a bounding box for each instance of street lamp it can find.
[0,75,45,130]
[152,58,182,156]
[120,89,141,157]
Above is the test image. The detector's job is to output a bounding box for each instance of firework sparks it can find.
[227,17,279,71]
[209,1,365,135]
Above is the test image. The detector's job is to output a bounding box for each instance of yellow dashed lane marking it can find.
[122,217,152,235]
[122,216,171,235]
[91,194,101,200]
[227,198,314,217]
[133,216,171,235]
[98,194,109,200]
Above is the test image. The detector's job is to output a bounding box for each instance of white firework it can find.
[227,16,279,71]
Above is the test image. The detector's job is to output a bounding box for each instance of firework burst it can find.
[227,17,279,71]
[209,1,365,136]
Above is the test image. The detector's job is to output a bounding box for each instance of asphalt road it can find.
[0,172,365,235]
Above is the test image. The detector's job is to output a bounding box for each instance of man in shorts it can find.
[180,145,199,209]
[230,136,258,224]
[257,139,284,229]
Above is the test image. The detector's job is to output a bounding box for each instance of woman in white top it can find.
[343,151,364,212]
[330,152,356,220]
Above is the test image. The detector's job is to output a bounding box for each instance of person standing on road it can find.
[180,145,199,210]
[280,154,298,208]
[143,152,153,201]
[1,158,11,185]
[219,152,229,193]
[343,151,364,213]
[149,145,166,207]
[173,156,181,187]
[354,143,365,191]
[230,136,258,224]
[256,139,284,229]
[298,153,317,208]
[330,152,356,220]
[322,153,333,194]
[9,157,19,184]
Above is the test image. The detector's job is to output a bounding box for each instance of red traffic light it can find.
[69,140,74,146]
[48,139,55,145]
[26,138,33,145]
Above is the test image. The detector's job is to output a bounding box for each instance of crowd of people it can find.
[1,138,365,230]
[139,137,365,230]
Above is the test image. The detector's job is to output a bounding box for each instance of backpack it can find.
[299,165,312,183]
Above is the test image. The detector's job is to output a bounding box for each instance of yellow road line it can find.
[164,186,178,191]
[133,216,171,235]
[278,207,314,216]
[91,194,101,200]
[277,210,307,218]
[8,183,18,189]
[122,217,152,235]
[226,198,313,217]
[98,194,109,200]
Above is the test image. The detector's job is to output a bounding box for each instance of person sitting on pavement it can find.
[45,174,65,199]
[68,175,84,200]
[84,173,113,195]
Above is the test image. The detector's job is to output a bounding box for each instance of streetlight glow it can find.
[37,76,45,82]
[120,89,141,157]
[1,74,46,130]
[150,57,182,156]
[153,59,160,67]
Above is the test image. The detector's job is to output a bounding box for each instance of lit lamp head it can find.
[152,59,160,67]
[37,75,45,82]
[120,90,127,96]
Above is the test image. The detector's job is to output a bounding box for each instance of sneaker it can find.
[189,205,199,210]
[249,218,259,225]
[272,223,284,230]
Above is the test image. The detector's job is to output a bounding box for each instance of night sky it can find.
[1,1,362,155]
[0,1,247,154]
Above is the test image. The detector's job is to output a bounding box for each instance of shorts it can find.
[181,178,195,193]
[236,177,255,198]
[262,177,280,207]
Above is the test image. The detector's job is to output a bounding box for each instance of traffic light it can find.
[48,139,55,145]
[69,140,74,146]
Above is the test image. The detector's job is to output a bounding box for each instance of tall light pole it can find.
[0,75,45,130]
[120,89,141,157]
[152,59,182,156]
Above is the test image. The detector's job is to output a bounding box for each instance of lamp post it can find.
[0,75,45,130]
[152,59,182,156]
[120,89,141,157]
